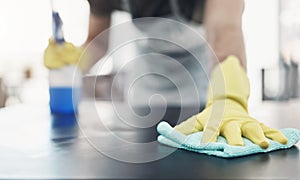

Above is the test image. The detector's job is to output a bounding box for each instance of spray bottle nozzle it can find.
[52,11,65,44]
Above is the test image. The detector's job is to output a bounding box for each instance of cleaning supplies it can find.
[44,10,82,114]
[158,121,300,158]
[174,56,288,148]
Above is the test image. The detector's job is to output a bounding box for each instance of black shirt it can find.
[88,0,205,23]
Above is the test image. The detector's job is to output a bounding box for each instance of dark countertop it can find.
[0,100,299,179]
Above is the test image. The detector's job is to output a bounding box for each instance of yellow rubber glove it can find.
[175,56,288,149]
[44,38,88,70]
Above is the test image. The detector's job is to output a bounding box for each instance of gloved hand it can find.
[44,38,88,70]
[175,56,288,149]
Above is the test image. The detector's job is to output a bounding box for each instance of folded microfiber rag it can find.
[157,121,300,158]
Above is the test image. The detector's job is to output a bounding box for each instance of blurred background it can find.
[0,0,299,110]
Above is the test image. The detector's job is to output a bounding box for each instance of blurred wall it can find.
[243,0,279,108]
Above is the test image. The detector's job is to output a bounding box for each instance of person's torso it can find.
[88,0,206,24]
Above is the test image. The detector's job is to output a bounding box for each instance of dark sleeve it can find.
[87,0,120,17]
[191,0,206,23]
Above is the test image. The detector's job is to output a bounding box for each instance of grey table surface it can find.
[0,100,299,179]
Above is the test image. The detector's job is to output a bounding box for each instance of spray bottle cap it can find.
[52,11,65,44]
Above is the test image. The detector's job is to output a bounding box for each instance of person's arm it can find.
[84,13,111,48]
[175,0,288,148]
[83,13,111,69]
[204,0,246,68]
[82,0,115,70]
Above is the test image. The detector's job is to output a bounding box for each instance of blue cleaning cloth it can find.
[157,121,300,158]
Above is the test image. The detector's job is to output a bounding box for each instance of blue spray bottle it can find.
[48,10,81,114]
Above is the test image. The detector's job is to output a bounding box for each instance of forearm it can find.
[207,25,246,69]
[204,0,246,69]
[84,14,110,47]
[83,13,111,70]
